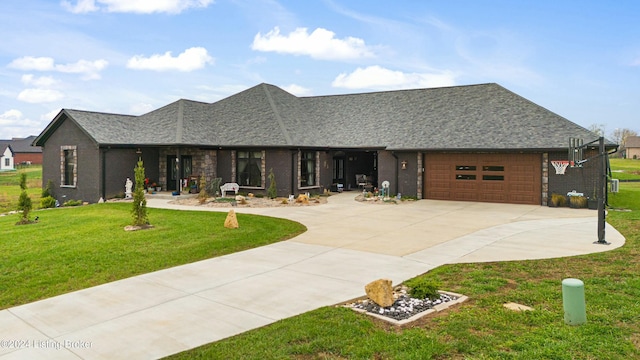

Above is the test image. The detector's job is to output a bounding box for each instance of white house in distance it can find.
[0,144,14,171]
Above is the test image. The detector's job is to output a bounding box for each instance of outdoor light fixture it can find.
[136,148,142,155]
[401,160,407,169]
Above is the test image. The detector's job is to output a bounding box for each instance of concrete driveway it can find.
[0,193,625,359]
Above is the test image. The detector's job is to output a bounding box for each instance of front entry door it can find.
[166,155,192,191]
[333,156,345,184]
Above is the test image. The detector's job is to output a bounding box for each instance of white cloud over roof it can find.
[17,89,65,103]
[8,56,108,80]
[282,84,312,96]
[61,0,213,14]
[332,65,457,90]
[252,27,375,60]
[126,47,214,72]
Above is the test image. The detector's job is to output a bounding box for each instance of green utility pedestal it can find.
[562,278,586,325]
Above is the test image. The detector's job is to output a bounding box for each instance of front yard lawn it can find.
[0,203,305,309]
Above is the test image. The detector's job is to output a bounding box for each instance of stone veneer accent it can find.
[542,153,549,206]
[416,153,423,199]
[60,145,77,188]
[158,148,217,191]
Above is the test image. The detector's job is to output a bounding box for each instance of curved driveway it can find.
[1,193,625,359]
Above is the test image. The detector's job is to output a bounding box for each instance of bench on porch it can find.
[220,182,239,197]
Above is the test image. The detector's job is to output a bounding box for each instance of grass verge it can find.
[0,203,305,309]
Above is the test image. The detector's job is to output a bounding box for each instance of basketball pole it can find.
[570,136,610,245]
[596,136,609,245]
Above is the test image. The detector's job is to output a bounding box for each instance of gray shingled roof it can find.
[625,136,640,148]
[0,136,40,153]
[35,83,602,150]
[0,143,12,156]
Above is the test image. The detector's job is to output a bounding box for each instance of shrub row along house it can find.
[33,83,613,205]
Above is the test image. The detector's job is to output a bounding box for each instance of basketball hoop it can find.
[551,160,570,175]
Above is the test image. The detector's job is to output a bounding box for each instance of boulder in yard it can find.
[365,279,394,307]
[224,209,239,229]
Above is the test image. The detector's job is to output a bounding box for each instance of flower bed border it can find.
[341,290,468,326]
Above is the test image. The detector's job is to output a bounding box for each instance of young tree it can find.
[17,172,32,224]
[611,128,638,148]
[131,159,149,226]
[267,168,277,199]
[588,123,605,137]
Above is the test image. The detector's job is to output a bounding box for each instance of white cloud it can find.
[8,56,55,71]
[332,65,457,90]
[42,109,62,121]
[282,84,312,96]
[129,102,155,115]
[8,56,108,80]
[56,59,108,80]
[61,0,99,13]
[21,74,57,87]
[0,109,45,137]
[252,27,375,60]
[126,47,214,72]
[17,89,65,103]
[0,109,24,125]
[62,0,213,14]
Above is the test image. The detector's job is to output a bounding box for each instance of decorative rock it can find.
[224,209,239,229]
[296,194,309,204]
[503,302,534,312]
[235,195,246,202]
[365,279,394,307]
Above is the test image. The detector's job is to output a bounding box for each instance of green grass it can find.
[610,158,640,180]
[167,162,640,359]
[0,165,43,214]
[0,203,305,309]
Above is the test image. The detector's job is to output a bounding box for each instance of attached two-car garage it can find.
[424,153,542,205]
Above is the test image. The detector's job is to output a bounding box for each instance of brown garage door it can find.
[424,153,541,205]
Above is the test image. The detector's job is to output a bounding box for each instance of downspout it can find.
[101,147,108,200]
[291,150,296,196]
[391,151,399,196]
[175,100,184,195]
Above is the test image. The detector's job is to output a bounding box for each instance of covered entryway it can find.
[424,153,541,205]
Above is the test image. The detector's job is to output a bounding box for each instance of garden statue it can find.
[125,178,133,199]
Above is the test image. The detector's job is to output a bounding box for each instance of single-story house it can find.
[33,83,613,205]
[0,136,42,165]
[0,143,14,171]
[624,136,640,159]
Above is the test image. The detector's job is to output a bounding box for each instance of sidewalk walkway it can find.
[0,193,625,359]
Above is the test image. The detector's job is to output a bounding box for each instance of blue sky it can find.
[1,0,639,140]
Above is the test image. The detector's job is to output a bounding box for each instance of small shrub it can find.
[198,175,207,204]
[17,172,32,223]
[63,199,83,207]
[267,168,277,199]
[40,196,56,209]
[550,193,567,207]
[42,179,54,198]
[131,159,149,226]
[569,195,587,208]
[404,277,442,300]
[206,177,222,197]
